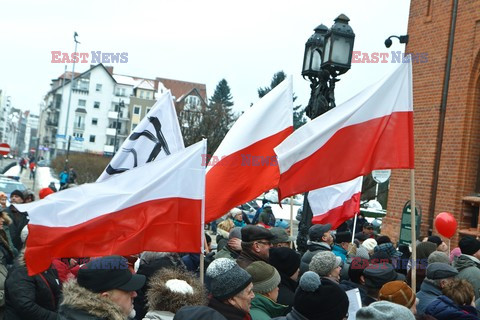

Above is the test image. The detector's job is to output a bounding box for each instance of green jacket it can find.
[250,293,288,320]
[454,254,480,300]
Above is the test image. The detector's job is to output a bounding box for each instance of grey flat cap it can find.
[426,262,458,280]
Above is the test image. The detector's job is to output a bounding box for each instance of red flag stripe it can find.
[205,127,292,222]
[25,198,201,275]
[279,111,413,199]
[311,192,361,229]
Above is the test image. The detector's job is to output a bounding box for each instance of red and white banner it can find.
[16,140,206,275]
[275,63,414,199]
[205,76,294,222]
[308,176,362,229]
[97,90,185,182]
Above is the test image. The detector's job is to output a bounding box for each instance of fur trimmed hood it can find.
[146,268,207,313]
[60,279,127,320]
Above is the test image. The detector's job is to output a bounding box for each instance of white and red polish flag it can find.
[205,76,294,222]
[15,140,206,275]
[307,176,363,229]
[97,90,185,182]
[275,63,414,200]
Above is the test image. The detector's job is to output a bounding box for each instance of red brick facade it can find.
[382,0,480,247]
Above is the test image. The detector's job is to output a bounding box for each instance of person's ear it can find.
[360,275,365,285]
[100,291,110,298]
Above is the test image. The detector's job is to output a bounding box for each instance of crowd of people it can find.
[0,187,479,319]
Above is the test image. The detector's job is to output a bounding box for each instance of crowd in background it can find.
[0,187,479,320]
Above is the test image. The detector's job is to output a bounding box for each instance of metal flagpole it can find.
[351,213,358,244]
[410,169,417,292]
[290,196,294,249]
[199,139,207,284]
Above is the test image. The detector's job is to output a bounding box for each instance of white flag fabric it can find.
[308,176,363,229]
[97,90,185,182]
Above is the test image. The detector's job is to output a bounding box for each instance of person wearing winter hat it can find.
[246,261,288,320]
[378,281,416,314]
[134,252,186,319]
[455,236,480,300]
[300,223,333,275]
[363,263,405,304]
[273,271,349,320]
[416,262,459,315]
[309,251,342,283]
[427,251,450,265]
[269,247,300,307]
[355,222,375,240]
[374,242,403,260]
[236,225,274,269]
[356,300,415,320]
[269,227,295,248]
[425,279,479,320]
[55,255,146,319]
[38,187,55,200]
[406,241,438,291]
[376,235,392,245]
[143,267,206,320]
[216,227,243,261]
[332,231,352,263]
[428,235,449,253]
[206,258,254,320]
[231,208,247,228]
[4,190,28,253]
[173,306,228,320]
[361,238,377,256]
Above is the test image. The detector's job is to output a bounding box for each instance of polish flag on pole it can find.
[97,90,185,182]
[205,76,294,222]
[16,140,206,275]
[307,176,363,229]
[275,63,414,199]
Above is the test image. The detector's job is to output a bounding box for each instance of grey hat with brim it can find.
[364,263,405,289]
[426,262,458,280]
[270,227,295,243]
[308,224,331,241]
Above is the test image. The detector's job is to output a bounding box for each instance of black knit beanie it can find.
[269,247,301,277]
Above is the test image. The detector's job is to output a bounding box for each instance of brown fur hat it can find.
[146,268,207,313]
[0,211,12,226]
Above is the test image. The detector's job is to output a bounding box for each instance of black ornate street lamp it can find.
[297,14,355,253]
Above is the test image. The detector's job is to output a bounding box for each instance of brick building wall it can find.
[382,0,480,247]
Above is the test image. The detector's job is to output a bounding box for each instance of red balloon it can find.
[434,212,458,238]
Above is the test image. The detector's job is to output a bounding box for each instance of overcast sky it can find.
[0,0,410,115]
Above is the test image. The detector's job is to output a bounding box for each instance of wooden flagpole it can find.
[410,169,417,292]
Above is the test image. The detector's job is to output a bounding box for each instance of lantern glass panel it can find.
[303,47,312,73]
[331,36,351,65]
[324,37,331,63]
[311,49,322,71]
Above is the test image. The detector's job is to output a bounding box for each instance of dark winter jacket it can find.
[272,308,309,320]
[5,206,28,252]
[208,297,252,320]
[455,255,480,300]
[417,279,443,315]
[276,272,297,308]
[339,280,370,307]
[236,249,268,269]
[4,258,61,320]
[250,294,288,320]
[425,295,479,320]
[299,241,331,275]
[57,279,127,320]
[215,245,241,261]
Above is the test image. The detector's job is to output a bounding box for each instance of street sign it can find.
[398,200,422,245]
[0,143,10,156]
[372,169,391,184]
[56,134,66,139]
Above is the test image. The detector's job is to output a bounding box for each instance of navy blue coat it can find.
[425,295,479,320]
